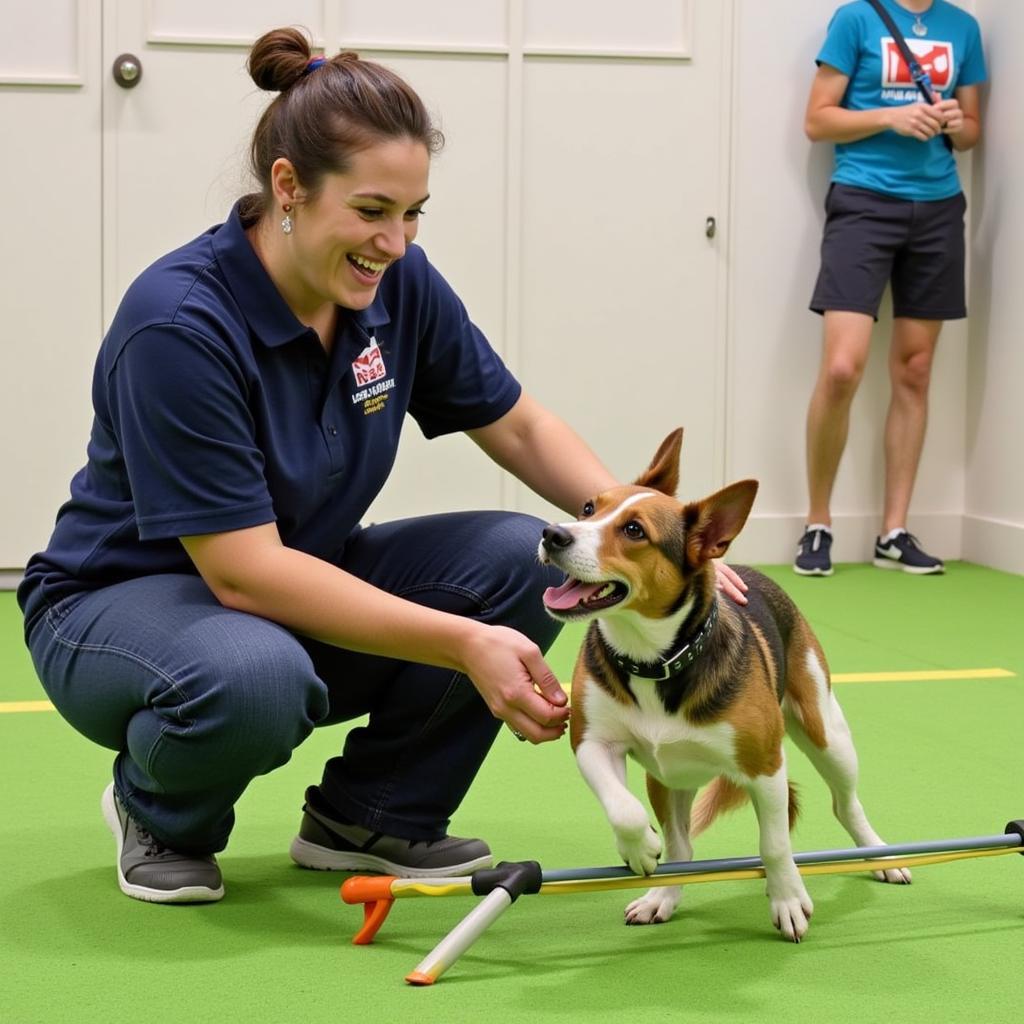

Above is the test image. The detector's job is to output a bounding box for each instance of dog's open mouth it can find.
[542,577,628,616]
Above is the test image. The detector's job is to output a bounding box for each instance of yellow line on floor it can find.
[0,668,1015,713]
[832,668,1015,683]
[0,700,55,713]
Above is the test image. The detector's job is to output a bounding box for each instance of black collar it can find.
[609,601,719,681]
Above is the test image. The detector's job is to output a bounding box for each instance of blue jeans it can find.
[25,512,562,855]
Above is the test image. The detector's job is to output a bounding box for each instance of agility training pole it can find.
[340,821,1024,985]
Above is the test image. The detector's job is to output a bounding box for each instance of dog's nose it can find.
[541,524,574,552]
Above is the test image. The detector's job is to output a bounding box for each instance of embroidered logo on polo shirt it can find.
[352,337,387,386]
[350,335,396,416]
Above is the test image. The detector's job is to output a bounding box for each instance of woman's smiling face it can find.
[286,137,431,313]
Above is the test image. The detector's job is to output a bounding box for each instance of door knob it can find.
[113,54,143,89]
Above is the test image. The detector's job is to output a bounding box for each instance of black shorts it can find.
[809,183,967,321]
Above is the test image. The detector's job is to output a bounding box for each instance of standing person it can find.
[19,27,746,904]
[794,0,985,577]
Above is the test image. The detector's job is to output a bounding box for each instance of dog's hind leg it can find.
[748,761,814,942]
[623,775,693,925]
[783,639,911,884]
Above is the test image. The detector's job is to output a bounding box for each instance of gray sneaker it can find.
[289,787,492,877]
[101,784,224,903]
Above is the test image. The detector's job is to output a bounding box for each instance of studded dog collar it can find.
[609,601,720,681]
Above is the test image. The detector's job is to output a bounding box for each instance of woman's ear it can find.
[270,157,301,208]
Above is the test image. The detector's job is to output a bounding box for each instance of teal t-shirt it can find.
[817,0,986,200]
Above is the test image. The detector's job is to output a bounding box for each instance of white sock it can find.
[806,522,831,534]
[880,527,906,543]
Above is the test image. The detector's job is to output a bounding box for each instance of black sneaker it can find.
[289,787,492,877]
[101,784,224,903]
[873,531,944,575]
[794,526,833,576]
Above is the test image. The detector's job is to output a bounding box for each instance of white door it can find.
[0,0,103,570]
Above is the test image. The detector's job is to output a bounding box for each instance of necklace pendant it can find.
[912,17,928,37]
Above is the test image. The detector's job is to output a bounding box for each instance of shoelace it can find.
[805,528,829,553]
[883,530,918,551]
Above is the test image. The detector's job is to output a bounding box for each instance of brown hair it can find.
[240,27,444,221]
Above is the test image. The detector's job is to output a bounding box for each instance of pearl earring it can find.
[281,203,293,235]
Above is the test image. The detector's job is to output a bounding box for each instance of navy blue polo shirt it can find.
[19,202,521,629]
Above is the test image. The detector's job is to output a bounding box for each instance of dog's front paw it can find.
[873,865,912,884]
[608,799,661,875]
[768,882,814,943]
[625,884,681,925]
[615,823,662,876]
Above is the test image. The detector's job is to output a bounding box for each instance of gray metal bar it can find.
[540,832,1022,884]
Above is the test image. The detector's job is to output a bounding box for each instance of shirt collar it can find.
[211,200,392,348]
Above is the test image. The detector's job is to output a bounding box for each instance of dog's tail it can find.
[690,777,801,837]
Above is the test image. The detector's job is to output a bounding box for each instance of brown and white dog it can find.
[538,429,909,942]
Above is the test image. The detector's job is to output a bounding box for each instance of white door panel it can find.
[1,1,102,568]
[516,1,729,517]
[103,3,273,315]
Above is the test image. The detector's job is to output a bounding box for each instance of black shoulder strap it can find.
[865,0,936,102]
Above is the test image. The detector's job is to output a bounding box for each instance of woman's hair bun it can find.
[248,27,314,93]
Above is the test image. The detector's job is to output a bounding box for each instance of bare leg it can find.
[882,317,942,534]
[805,311,875,525]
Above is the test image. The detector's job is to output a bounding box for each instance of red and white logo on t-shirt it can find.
[882,38,953,90]
[351,337,387,386]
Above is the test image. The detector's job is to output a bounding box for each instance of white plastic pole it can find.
[405,887,514,985]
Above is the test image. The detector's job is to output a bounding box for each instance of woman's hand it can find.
[459,624,570,744]
[887,101,944,141]
[714,560,748,605]
[934,97,964,136]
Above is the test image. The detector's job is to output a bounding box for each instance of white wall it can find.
[964,0,1024,574]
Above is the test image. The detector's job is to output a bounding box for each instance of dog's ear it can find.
[633,428,683,496]
[684,480,759,563]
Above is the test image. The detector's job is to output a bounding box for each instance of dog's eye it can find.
[623,520,646,540]
[581,501,595,517]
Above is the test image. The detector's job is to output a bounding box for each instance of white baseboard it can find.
[0,571,23,591]
[961,515,1024,575]
[729,512,965,566]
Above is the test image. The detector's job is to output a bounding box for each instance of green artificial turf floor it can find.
[1,562,1022,1023]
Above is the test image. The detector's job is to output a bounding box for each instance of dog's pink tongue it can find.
[543,578,603,611]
